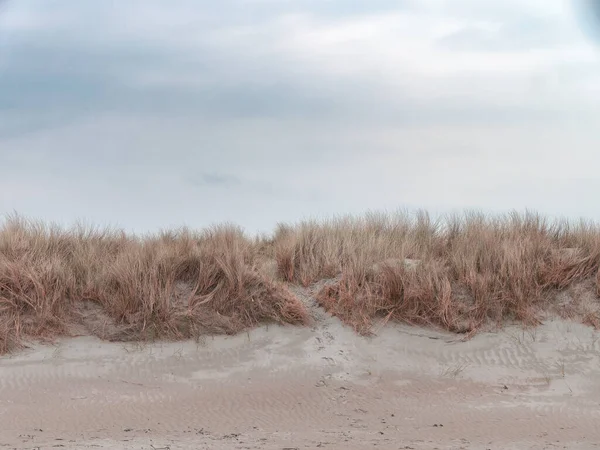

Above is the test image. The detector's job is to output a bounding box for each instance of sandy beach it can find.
[3,299,600,450]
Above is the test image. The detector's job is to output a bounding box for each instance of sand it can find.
[3,296,600,449]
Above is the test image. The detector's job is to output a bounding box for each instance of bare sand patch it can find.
[2,308,600,449]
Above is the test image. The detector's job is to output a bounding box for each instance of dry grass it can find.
[3,210,600,353]
[274,211,600,334]
[0,216,308,353]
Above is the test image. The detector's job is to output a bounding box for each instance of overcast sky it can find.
[1,0,600,234]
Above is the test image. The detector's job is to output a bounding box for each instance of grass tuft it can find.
[3,209,600,352]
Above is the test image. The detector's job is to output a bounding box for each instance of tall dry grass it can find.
[2,210,600,352]
[0,216,308,353]
[273,211,600,334]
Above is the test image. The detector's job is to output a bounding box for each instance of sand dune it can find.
[2,294,600,450]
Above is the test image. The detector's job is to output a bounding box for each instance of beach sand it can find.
[3,298,600,449]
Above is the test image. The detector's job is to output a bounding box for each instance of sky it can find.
[1,0,600,234]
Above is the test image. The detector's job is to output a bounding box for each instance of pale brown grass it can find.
[0,216,308,353]
[274,211,600,334]
[3,210,600,352]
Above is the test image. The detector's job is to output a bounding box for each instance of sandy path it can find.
[3,310,600,449]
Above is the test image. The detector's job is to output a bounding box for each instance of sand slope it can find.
[2,304,600,449]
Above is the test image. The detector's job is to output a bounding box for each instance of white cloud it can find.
[3,0,600,231]
[102,1,600,113]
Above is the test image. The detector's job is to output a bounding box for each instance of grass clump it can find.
[274,211,600,334]
[3,209,600,352]
[0,216,308,353]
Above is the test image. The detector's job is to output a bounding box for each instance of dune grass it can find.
[0,216,308,353]
[2,210,600,353]
[274,211,600,334]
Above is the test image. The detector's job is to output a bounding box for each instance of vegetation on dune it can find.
[0,216,308,353]
[2,210,600,352]
[274,211,600,334]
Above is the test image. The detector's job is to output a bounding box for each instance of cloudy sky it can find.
[1,0,600,234]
